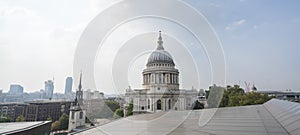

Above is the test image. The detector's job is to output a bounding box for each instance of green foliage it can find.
[192,100,204,110]
[105,100,120,113]
[58,113,69,130]
[220,85,272,107]
[220,85,244,107]
[47,117,52,121]
[51,121,60,131]
[51,113,69,131]
[113,108,124,118]
[16,115,25,122]
[206,85,225,108]
[0,117,11,123]
[126,100,133,116]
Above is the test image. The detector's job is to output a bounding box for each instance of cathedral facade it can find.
[125,31,198,113]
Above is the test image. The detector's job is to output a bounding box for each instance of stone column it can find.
[170,74,173,84]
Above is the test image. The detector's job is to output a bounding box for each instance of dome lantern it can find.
[146,31,175,67]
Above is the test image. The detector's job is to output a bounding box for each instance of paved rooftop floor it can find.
[73,99,299,135]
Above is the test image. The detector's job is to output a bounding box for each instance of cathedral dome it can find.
[146,31,175,66]
[147,50,174,66]
[252,85,257,91]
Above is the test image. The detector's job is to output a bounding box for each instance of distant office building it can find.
[39,89,45,99]
[25,100,73,121]
[65,77,73,95]
[258,90,300,102]
[9,84,24,95]
[0,89,2,102]
[83,89,104,100]
[5,84,24,102]
[0,103,27,121]
[0,100,73,122]
[44,80,54,100]
[82,89,105,117]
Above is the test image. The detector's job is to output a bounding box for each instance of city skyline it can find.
[0,0,300,94]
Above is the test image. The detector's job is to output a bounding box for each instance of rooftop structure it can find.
[72,99,300,135]
[0,121,51,135]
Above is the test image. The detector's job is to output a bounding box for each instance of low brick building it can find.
[0,100,74,122]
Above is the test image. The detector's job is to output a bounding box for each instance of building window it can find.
[80,112,83,119]
[157,100,161,110]
[168,99,171,110]
[148,99,150,109]
[71,112,74,119]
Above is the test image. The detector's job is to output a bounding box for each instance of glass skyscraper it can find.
[65,77,73,95]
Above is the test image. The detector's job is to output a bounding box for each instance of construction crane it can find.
[244,81,251,93]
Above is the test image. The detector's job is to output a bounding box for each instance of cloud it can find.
[0,7,36,18]
[235,19,246,25]
[209,2,222,8]
[253,25,258,29]
[225,19,247,30]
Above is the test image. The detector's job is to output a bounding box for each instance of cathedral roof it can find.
[252,84,257,91]
[146,31,175,66]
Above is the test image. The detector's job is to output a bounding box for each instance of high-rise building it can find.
[9,84,24,95]
[44,80,54,100]
[0,89,2,102]
[65,77,73,95]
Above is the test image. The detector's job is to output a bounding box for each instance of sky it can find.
[0,0,299,94]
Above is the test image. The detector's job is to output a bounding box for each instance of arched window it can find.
[157,99,161,110]
[148,99,150,109]
[168,99,171,110]
[79,112,83,119]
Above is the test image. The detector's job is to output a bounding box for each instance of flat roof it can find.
[0,121,51,134]
[73,99,299,135]
[25,100,73,103]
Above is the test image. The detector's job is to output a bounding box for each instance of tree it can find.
[58,113,69,130]
[51,121,60,131]
[192,100,204,110]
[219,85,273,107]
[0,112,11,123]
[126,100,133,116]
[114,108,124,118]
[220,85,244,107]
[105,100,120,113]
[51,113,69,131]
[47,117,52,121]
[16,115,25,122]
[206,84,225,108]
[0,117,11,123]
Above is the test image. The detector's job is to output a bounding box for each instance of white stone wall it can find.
[68,109,86,131]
